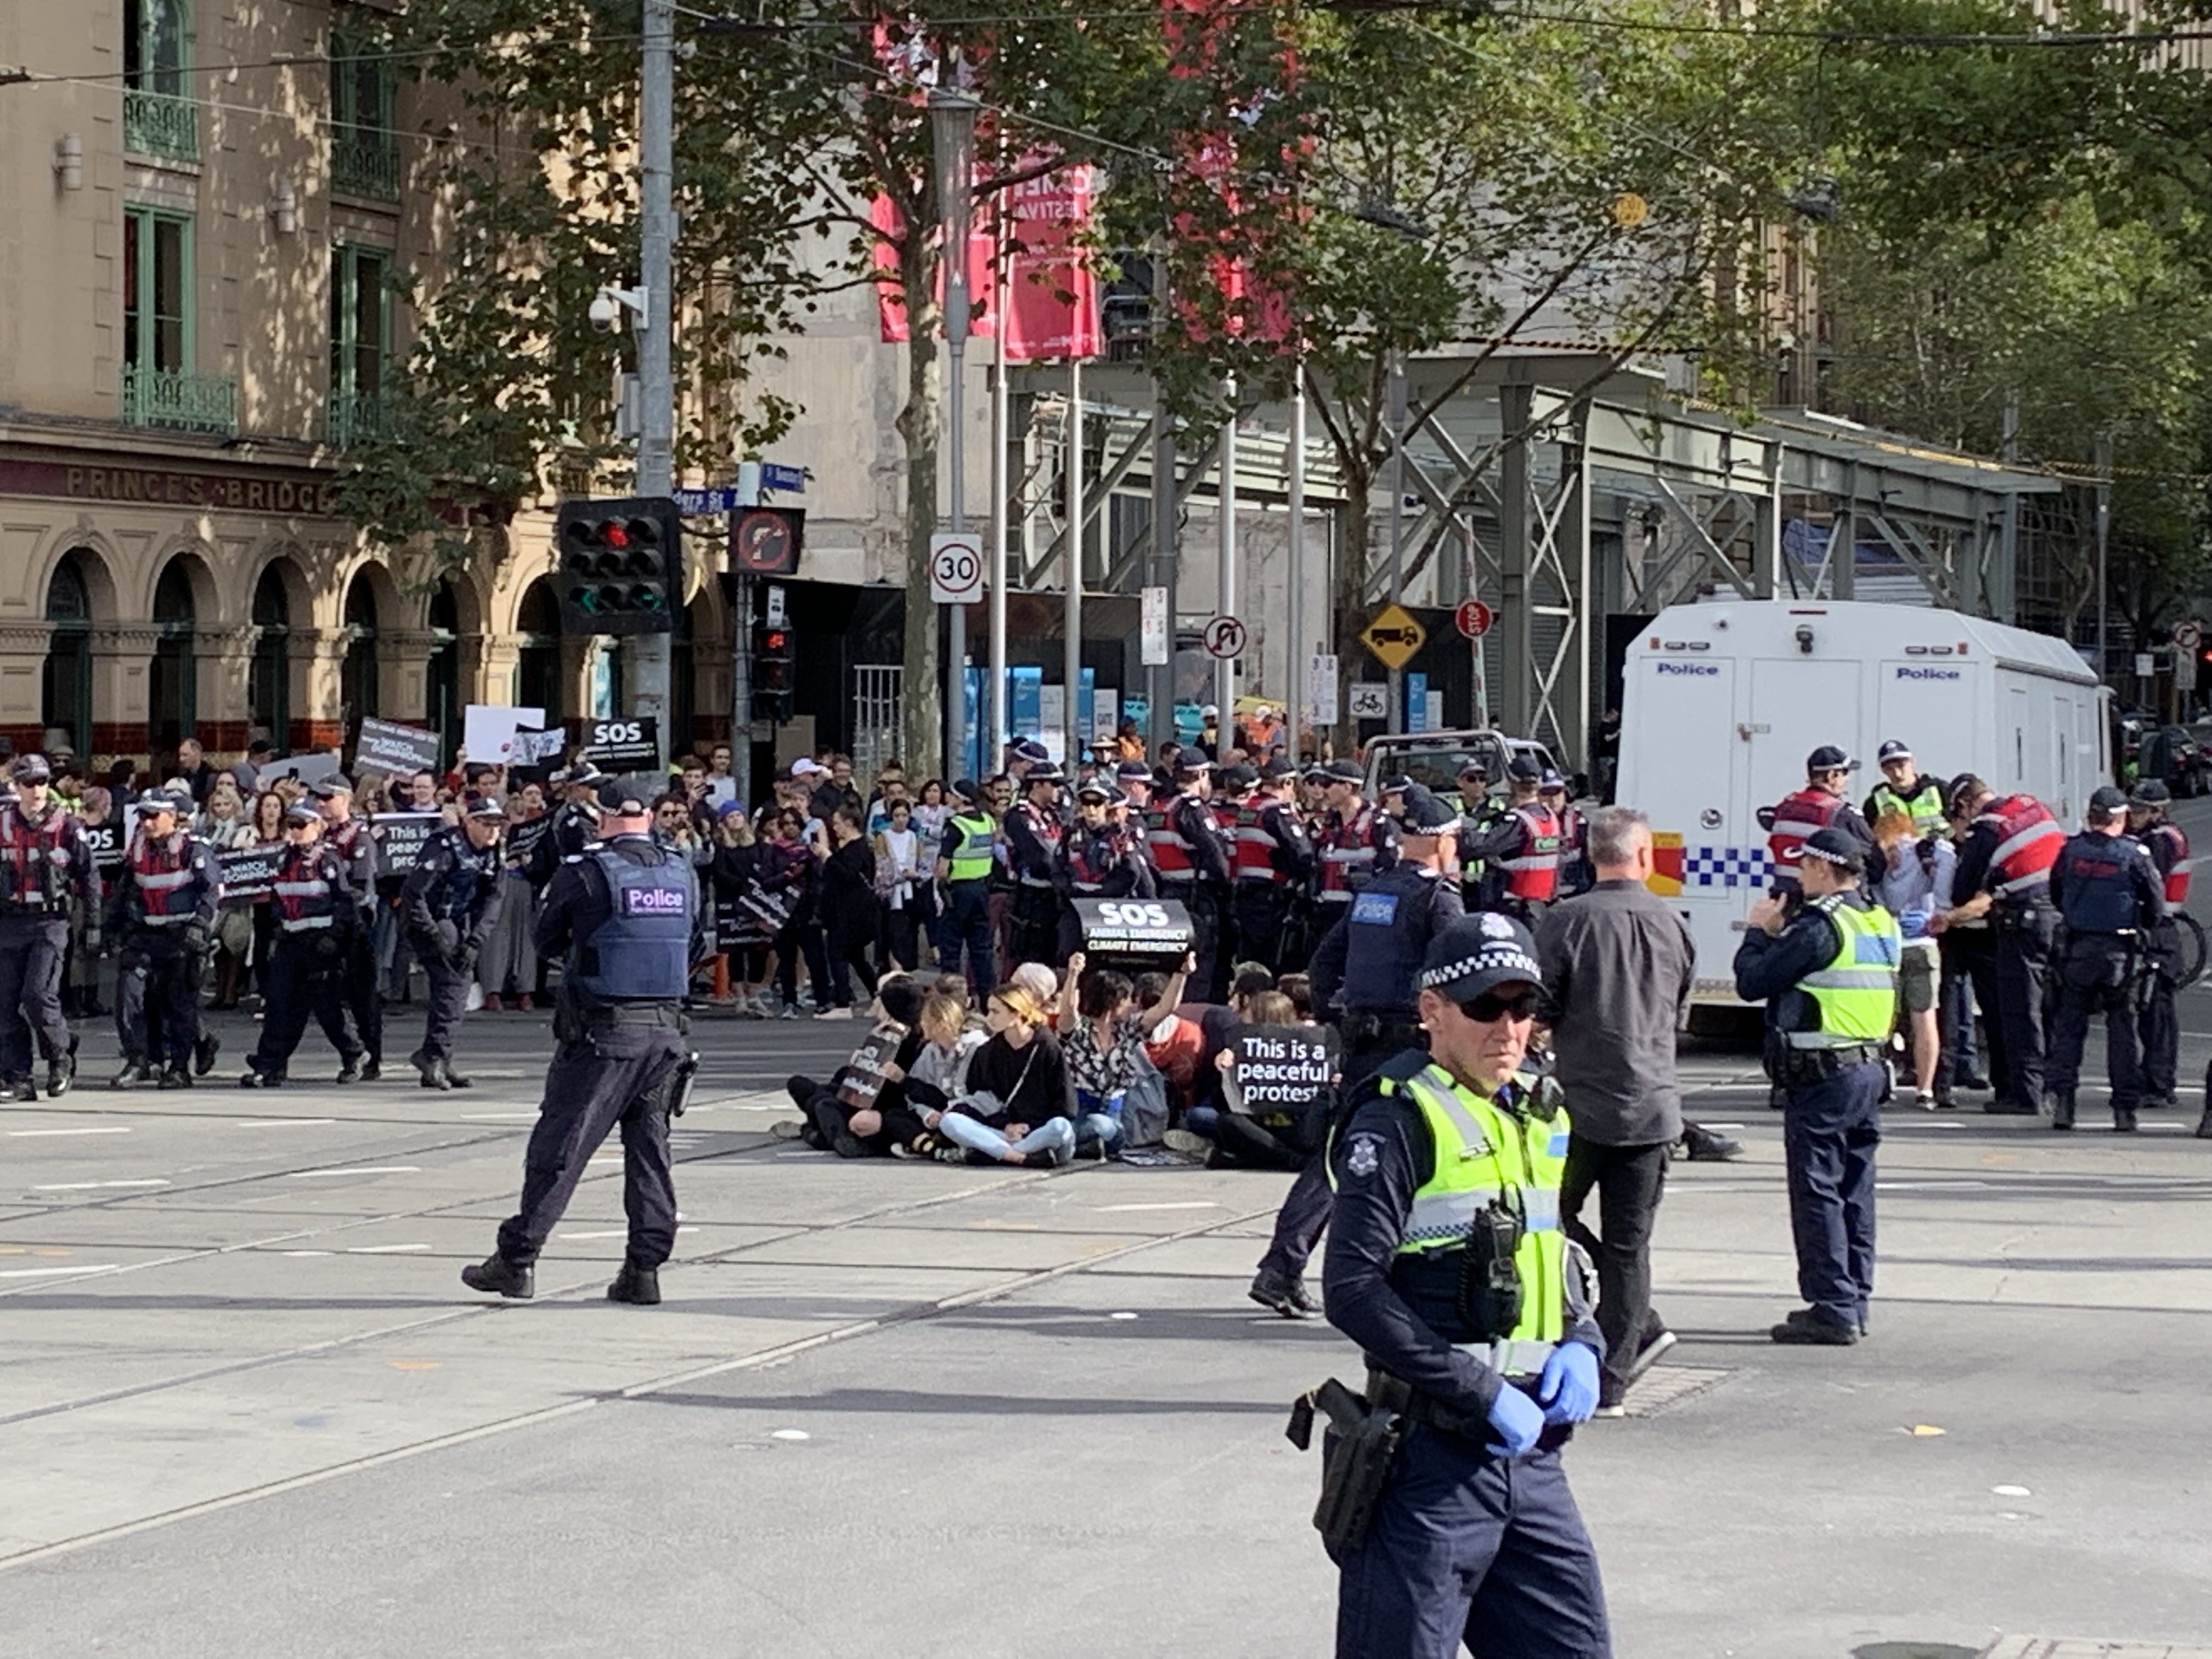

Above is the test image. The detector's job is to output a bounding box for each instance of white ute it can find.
[1616,598,2109,1007]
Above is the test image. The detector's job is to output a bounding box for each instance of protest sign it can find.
[579,716,659,771]
[1073,896,1192,975]
[218,844,283,900]
[370,812,444,873]
[1227,1025,1336,1117]
[257,750,346,791]
[462,705,544,766]
[81,821,126,871]
[354,718,442,779]
[503,813,553,868]
[834,1023,907,1111]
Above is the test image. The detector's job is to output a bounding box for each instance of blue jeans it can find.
[1074,1111,1125,1156]
[938,1112,1074,1163]
[1184,1104,1224,1142]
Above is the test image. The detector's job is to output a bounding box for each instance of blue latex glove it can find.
[1485,1381,1545,1457]
[1537,1341,1600,1426]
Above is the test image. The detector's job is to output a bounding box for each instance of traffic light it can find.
[554,496,683,636]
[753,618,794,724]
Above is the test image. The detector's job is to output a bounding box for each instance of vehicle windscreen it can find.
[1374,740,1503,799]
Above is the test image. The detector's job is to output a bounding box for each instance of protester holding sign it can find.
[1205,1002,1338,1171]
[1058,950,1190,1156]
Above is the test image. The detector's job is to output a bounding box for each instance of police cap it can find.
[1379,774,1414,797]
[1396,786,1460,836]
[1537,768,1568,792]
[465,796,509,822]
[556,760,605,787]
[1173,757,1214,778]
[1420,913,1543,1003]
[134,789,190,817]
[1876,738,1913,765]
[1114,761,1152,783]
[1806,744,1858,775]
[2088,785,2130,817]
[1321,760,1362,786]
[1505,755,1542,782]
[283,802,320,827]
[1945,772,1989,819]
[311,775,356,800]
[595,778,648,815]
[950,777,981,804]
[9,754,52,785]
[1455,760,1489,782]
[1260,757,1299,782]
[1075,778,1115,803]
[2130,779,2172,807]
[1011,738,1052,766]
[1799,827,1864,875]
[1025,765,1066,788]
[1220,763,1259,790]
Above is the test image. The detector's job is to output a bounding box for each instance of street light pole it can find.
[1385,349,1406,735]
[631,0,675,765]
[932,91,979,780]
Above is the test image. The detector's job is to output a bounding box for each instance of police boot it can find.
[607,1262,661,1305]
[110,1059,153,1091]
[193,1033,220,1077]
[158,1066,193,1091]
[439,1063,473,1090]
[410,1049,450,1091]
[358,1058,381,1082]
[2113,1102,2140,1133]
[8,1077,36,1103]
[238,1067,286,1090]
[1248,1267,1313,1320]
[335,1056,367,1085]
[47,1039,77,1099]
[460,1254,534,1300]
[2048,1094,2076,1132]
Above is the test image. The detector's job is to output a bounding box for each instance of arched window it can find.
[150,560,197,752]
[250,564,291,747]
[340,574,379,744]
[516,577,563,725]
[41,553,94,760]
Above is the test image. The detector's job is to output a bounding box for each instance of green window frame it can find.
[328,244,393,445]
[330,27,399,200]
[123,0,198,161]
[125,206,193,375]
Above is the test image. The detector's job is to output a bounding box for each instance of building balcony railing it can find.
[325,391,390,448]
[123,89,200,163]
[331,134,401,201]
[121,367,238,436]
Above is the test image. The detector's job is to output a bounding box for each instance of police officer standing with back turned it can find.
[107,789,222,1090]
[1307,912,1609,1659]
[1943,777,2063,1116]
[0,754,94,1100]
[1233,758,1314,974]
[400,797,507,1091]
[462,778,703,1306]
[1155,758,1236,1003]
[2045,786,2166,1133]
[2126,780,2190,1111]
[1735,828,1900,1346]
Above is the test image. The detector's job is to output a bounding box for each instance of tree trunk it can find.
[896,233,944,777]
[1331,458,1376,758]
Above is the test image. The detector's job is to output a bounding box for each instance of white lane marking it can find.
[770,1429,809,1442]
[1695,1122,1747,1130]
[281,1249,332,1257]
[0,1263,120,1278]
[285,1166,422,1180]
[234,1119,337,1129]
[344,1243,432,1254]
[1876,1181,1991,1190]
[31,1179,170,1191]
[460,1112,540,1121]
[1096,1201,1226,1213]
[8,1127,131,1138]
[560,1229,627,1240]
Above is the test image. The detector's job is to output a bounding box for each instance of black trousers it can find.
[1937,928,1995,1093]
[342,918,382,1062]
[1991,910,2055,1110]
[1782,1059,1882,1328]
[1233,883,1295,975]
[774,917,831,1011]
[1560,1137,1671,1402]
[495,1022,685,1269]
[2140,921,2182,1099]
[1011,885,1059,968]
[2045,935,2145,1113]
[940,881,995,997]
[0,913,70,1082]
[251,935,363,1075]
[117,941,200,1069]
[416,943,472,1065]
[1169,882,1231,1003]
[821,900,879,1009]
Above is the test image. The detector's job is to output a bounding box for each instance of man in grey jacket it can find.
[1536,805,1696,1414]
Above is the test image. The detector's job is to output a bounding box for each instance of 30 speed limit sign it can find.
[929,533,985,604]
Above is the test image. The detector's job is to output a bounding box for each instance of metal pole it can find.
[1065,355,1085,766]
[631,0,676,765]
[933,92,978,781]
[2096,430,2112,685]
[1217,381,1237,731]
[988,196,1009,776]
[1385,350,1407,733]
[730,573,752,806]
[1286,358,1306,764]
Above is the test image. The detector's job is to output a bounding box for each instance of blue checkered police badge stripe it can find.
[1684,846,1771,889]
[1419,940,1543,991]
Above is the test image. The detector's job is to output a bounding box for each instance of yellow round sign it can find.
[1612,192,1649,229]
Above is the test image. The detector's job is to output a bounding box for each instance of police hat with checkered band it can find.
[1420,912,1543,1003]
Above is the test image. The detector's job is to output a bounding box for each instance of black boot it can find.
[440,1064,473,1090]
[359,1057,381,1082]
[460,1255,534,1299]
[2049,1094,2076,1131]
[2113,1102,2139,1133]
[193,1033,220,1076]
[9,1076,36,1102]
[47,1039,77,1099]
[335,1055,366,1085]
[1248,1267,1312,1320]
[607,1262,661,1305]
[2196,1105,2212,1139]
[159,1066,193,1090]
[238,1067,286,1089]
[413,1049,450,1091]
[110,1060,153,1090]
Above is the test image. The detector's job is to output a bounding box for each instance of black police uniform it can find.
[108,813,222,1086]
[1052,810,1154,961]
[1950,800,2057,1115]
[324,811,383,1075]
[1002,790,1065,967]
[1322,1059,1609,1659]
[467,826,703,1301]
[245,836,368,1084]
[0,778,94,1098]
[1235,792,1316,974]
[2046,825,2166,1131]
[2135,808,2188,1105]
[526,798,602,887]
[1165,788,1237,1004]
[400,822,506,1087]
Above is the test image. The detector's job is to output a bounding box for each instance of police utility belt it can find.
[1775,1040,1883,1084]
[1341,1009,1424,1050]
[576,1002,689,1032]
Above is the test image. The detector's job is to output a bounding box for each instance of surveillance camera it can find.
[1795,624,1815,655]
[589,289,622,335]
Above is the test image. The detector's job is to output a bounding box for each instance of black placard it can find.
[714,895,771,952]
[219,844,284,900]
[81,822,126,871]
[579,716,660,772]
[1228,1025,1338,1115]
[370,812,444,873]
[503,814,552,868]
[1073,896,1193,975]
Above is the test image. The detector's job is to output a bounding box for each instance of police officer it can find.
[1943,776,2063,1116]
[525,761,605,886]
[107,789,222,1090]
[1465,756,1563,923]
[317,777,382,1081]
[462,778,703,1305]
[0,753,94,1100]
[934,778,998,998]
[241,802,368,1087]
[1762,746,1877,899]
[2046,786,2166,1132]
[1316,912,1609,1658]
[1313,761,1399,928]
[1734,828,1900,1345]
[1864,739,1947,838]
[1053,777,1154,960]
[1233,758,1315,973]
[1454,760,1501,910]
[1151,758,1236,1003]
[401,797,507,1091]
[1539,769,1590,898]
[1253,789,1469,1323]
[1002,764,1066,967]
[2126,780,2190,1110]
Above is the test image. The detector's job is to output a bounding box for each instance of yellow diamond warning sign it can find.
[1360,604,1427,672]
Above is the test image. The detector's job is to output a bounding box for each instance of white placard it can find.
[1348,682,1389,721]
[1141,586,1170,667]
[1306,653,1339,726]
[462,704,545,766]
[1092,689,1119,744]
[1424,690,1444,732]
[929,533,985,605]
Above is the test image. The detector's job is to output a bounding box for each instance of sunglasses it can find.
[1456,989,1540,1024]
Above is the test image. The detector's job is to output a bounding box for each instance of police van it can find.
[1617,598,2109,1007]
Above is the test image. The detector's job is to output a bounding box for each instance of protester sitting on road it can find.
[782,978,927,1156]
[1181,991,1336,1171]
[890,990,986,1156]
[935,984,1075,1167]
[1058,951,1192,1158]
[1137,970,1209,1108]
[1009,960,1060,1023]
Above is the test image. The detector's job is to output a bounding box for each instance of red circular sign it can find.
[1455,599,1495,640]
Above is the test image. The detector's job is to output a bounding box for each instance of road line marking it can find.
[560,1229,627,1240]
[1095,1201,1226,1212]
[345,1243,432,1254]
[234,1119,337,1129]
[0,1264,119,1278]
[285,1166,421,1179]
[8,1127,131,1138]
[31,1180,170,1191]
[459,1112,539,1121]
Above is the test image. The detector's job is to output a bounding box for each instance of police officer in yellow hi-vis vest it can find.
[1295,912,1610,1659]
[1736,826,1901,1347]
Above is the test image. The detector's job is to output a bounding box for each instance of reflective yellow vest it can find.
[1789,895,1903,1048]
[943,812,996,883]
[1869,782,1946,839]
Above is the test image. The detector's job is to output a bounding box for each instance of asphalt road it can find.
[5,802,2212,1659]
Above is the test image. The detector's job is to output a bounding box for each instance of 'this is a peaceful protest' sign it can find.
[1228,1025,1336,1115]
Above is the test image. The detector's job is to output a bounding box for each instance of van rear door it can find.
[1876,658,1977,785]
[1624,652,1744,999]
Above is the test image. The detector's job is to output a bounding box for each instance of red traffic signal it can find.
[554,498,682,636]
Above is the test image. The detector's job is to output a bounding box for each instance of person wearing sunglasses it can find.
[1737,826,1902,1346]
[1314,913,1609,1659]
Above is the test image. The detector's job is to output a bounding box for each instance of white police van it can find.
[1617,598,2109,1006]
